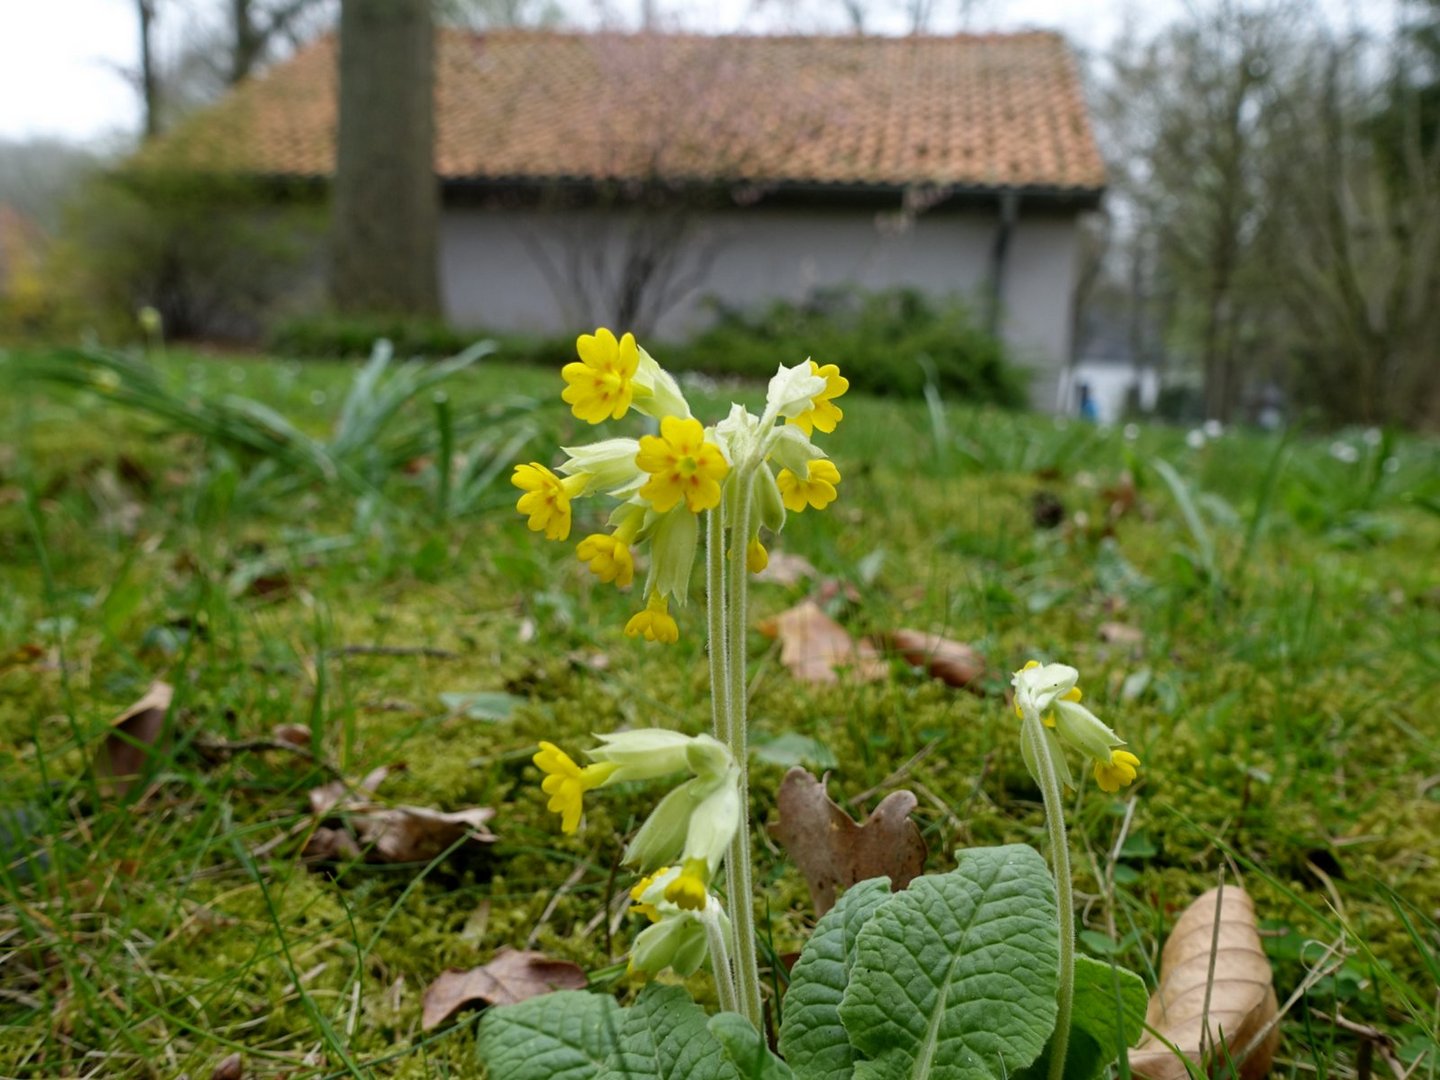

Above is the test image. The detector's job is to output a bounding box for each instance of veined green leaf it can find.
[709,1012,795,1079]
[839,844,1060,1080]
[597,983,740,1080]
[1017,956,1150,1080]
[779,877,893,1079]
[475,989,623,1080]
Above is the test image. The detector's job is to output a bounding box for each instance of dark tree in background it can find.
[331,0,439,315]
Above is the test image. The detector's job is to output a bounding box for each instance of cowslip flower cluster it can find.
[532,729,741,976]
[512,328,848,642]
[1012,660,1141,793]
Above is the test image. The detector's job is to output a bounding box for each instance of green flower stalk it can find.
[1012,660,1142,1080]
[516,330,849,1027]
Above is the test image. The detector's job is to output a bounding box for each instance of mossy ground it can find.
[0,348,1437,1077]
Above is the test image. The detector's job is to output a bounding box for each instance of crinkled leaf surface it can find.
[1017,956,1150,1080]
[839,844,1060,1080]
[597,983,741,1080]
[779,877,894,1079]
[709,1013,796,1079]
[475,989,622,1080]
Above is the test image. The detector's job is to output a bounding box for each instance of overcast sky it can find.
[0,0,1394,143]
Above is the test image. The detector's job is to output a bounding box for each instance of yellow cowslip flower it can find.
[776,458,841,512]
[533,741,619,834]
[629,867,669,923]
[1012,660,1140,793]
[788,361,848,436]
[576,533,635,588]
[512,463,589,541]
[747,536,768,574]
[663,857,710,912]
[1094,749,1141,793]
[625,593,680,644]
[563,328,640,424]
[636,416,729,514]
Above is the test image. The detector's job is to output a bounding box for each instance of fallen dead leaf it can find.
[96,681,174,798]
[1130,885,1279,1080]
[757,600,887,685]
[308,764,393,816]
[767,767,926,916]
[303,766,495,864]
[753,550,818,586]
[272,723,311,749]
[885,630,986,691]
[210,1051,244,1080]
[421,948,586,1030]
[351,805,497,863]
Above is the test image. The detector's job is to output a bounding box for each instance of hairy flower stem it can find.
[705,915,740,1016]
[1027,713,1076,1080]
[711,473,764,1029]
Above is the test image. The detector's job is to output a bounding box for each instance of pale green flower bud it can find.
[1051,699,1124,764]
[767,424,825,475]
[683,734,732,781]
[766,359,827,420]
[682,770,742,876]
[623,775,718,870]
[632,346,691,421]
[560,438,642,494]
[1020,719,1075,790]
[588,728,701,782]
[755,464,786,534]
[631,910,708,976]
[647,506,698,608]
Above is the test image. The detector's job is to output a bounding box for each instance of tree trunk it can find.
[138,0,160,139]
[331,0,440,316]
[231,0,263,85]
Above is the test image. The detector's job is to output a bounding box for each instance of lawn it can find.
[1,344,1437,1077]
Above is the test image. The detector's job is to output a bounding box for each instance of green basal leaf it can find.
[839,844,1060,1080]
[709,1012,796,1079]
[1017,956,1150,1080]
[779,876,894,1079]
[475,989,624,1080]
[597,983,741,1080]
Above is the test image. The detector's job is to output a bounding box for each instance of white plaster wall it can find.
[438,202,1079,410]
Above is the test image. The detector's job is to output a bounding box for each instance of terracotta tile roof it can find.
[149,29,1105,195]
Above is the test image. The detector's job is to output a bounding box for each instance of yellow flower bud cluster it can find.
[512,330,848,642]
[1012,660,1142,793]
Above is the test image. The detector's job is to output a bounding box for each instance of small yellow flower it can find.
[533,741,618,834]
[563,328,640,424]
[788,361,848,436]
[629,867,669,923]
[625,593,680,644]
[663,858,710,912]
[1094,749,1141,793]
[576,533,635,588]
[1014,659,1081,722]
[747,536,768,574]
[512,463,588,541]
[776,458,841,512]
[636,416,729,513]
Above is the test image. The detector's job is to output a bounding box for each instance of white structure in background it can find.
[1061,311,1160,422]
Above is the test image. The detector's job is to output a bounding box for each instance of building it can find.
[152,29,1106,409]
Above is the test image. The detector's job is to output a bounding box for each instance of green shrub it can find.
[47,170,325,341]
[668,288,1027,406]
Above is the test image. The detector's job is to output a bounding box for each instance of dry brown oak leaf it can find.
[885,629,986,690]
[757,599,888,685]
[421,948,587,1030]
[768,767,926,917]
[1130,885,1280,1080]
